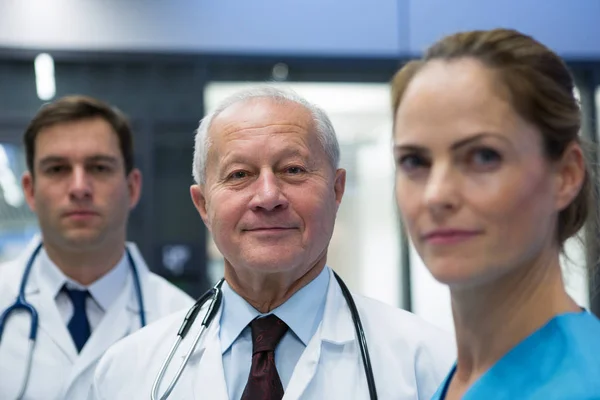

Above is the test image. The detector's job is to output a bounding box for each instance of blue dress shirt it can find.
[220,266,330,400]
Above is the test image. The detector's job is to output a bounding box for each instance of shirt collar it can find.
[219,266,330,353]
[36,247,130,312]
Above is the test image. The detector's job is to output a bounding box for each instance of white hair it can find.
[192,86,340,185]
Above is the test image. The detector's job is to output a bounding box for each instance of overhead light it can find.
[34,53,56,101]
[272,63,289,81]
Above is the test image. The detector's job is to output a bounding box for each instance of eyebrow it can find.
[87,155,120,164]
[394,132,510,152]
[38,154,120,168]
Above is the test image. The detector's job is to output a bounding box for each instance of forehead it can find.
[394,58,521,142]
[34,117,121,160]
[209,98,316,145]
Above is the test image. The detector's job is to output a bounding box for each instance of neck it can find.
[42,236,126,286]
[225,255,327,313]
[449,247,579,392]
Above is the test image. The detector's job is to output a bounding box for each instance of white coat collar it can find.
[5,235,153,360]
[36,247,129,312]
[193,266,356,354]
[318,267,356,344]
[203,266,355,348]
[18,236,151,299]
[12,235,153,325]
[156,267,357,399]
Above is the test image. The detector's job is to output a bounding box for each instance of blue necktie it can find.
[63,287,91,353]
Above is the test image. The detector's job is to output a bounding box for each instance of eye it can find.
[90,164,112,173]
[285,166,305,175]
[45,165,68,175]
[397,154,429,172]
[469,147,502,169]
[228,170,249,180]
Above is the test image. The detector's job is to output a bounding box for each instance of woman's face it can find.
[393,58,582,289]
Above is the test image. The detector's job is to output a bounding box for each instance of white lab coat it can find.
[0,237,195,400]
[90,268,455,400]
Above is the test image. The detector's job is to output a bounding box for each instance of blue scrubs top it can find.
[432,311,600,399]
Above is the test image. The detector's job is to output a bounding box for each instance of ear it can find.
[333,168,346,209]
[554,142,585,212]
[21,171,37,212]
[190,184,211,231]
[126,168,143,210]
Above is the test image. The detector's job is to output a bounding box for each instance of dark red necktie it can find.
[241,314,289,400]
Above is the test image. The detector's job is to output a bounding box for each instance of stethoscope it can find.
[0,242,147,400]
[151,271,377,400]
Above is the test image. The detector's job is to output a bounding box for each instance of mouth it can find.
[64,211,99,219]
[243,227,298,234]
[246,227,296,231]
[421,229,482,245]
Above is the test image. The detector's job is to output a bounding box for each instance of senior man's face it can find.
[191,98,345,277]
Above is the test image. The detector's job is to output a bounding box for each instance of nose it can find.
[248,170,289,212]
[423,164,460,218]
[68,166,93,201]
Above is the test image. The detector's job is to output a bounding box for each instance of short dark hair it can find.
[24,95,135,175]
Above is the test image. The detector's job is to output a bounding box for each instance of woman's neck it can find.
[447,249,580,397]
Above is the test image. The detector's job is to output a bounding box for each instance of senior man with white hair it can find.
[89,86,455,400]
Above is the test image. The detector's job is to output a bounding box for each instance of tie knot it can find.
[63,286,89,308]
[250,314,288,354]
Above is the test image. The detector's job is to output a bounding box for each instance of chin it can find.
[238,252,302,275]
[425,259,483,286]
[237,242,299,266]
[61,231,105,250]
[431,265,506,292]
[246,259,296,274]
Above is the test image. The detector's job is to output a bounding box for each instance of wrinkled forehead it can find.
[207,97,319,149]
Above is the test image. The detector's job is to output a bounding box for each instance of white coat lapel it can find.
[284,268,355,399]
[10,236,75,363]
[66,272,137,385]
[25,256,77,363]
[66,242,151,383]
[283,324,323,399]
[191,305,229,400]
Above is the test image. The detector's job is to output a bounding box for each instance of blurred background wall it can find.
[0,0,598,333]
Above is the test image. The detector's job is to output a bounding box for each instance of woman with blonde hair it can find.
[391,28,600,399]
